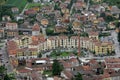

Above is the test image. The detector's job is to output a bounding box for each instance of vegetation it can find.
[115,21,120,28]
[46,28,54,36]
[0,0,6,21]
[99,32,111,37]
[38,52,42,58]
[43,70,52,77]
[54,3,60,10]
[50,51,74,58]
[102,0,120,8]
[74,73,83,80]
[26,3,41,9]
[80,32,89,37]
[52,60,63,76]
[67,0,77,10]
[27,0,33,3]
[0,66,15,80]
[5,0,27,11]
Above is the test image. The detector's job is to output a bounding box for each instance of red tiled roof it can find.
[7,40,18,55]
[6,22,17,27]
[18,69,31,73]
[32,23,40,31]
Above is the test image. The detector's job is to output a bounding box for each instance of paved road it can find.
[111,31,120,57]
[0,40,13,73]
[20,3,28,15]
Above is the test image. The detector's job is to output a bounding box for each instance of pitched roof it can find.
[32,23,40,31]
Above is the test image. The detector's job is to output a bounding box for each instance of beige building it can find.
[47,36,59,49]
[94,42,114,55]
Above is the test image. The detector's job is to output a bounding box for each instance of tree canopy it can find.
[52,60,63,76]
[74,73,83,80]
[0,0,6,6]
[27,0,33,3]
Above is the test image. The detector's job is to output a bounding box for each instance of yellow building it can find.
[14,35,32,48]
[94,42,114,55]
[59,36,69,48]
[16,48,38,59]
[47,36,59,49]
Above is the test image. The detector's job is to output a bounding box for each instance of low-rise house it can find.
[5,22,18,38]
[105,58,120,70]
[32,23,41,36]
[88,31,99,40]
[108,22,116,29]
[61,70,74,80]
[54,25,67,33]
[7,40,18,57]
[11,7,19,13]
[2,15,11,21]
[25,9,37,15]
[0,29,4,39]
[26,58,52,71]
[40,19,49,27]
[74,1,85,11]
[72,20,81,32]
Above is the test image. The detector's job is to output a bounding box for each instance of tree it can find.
[74,73,83,80]
[118,31,120,43]
[0,0,5,5]
[0,0,6,21]
[38,52,42,58]
[27,0,33,3]
[52,60,63,76]
[46,28,54,35]
[0,66,15,80]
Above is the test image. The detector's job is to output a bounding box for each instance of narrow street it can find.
[111,31,120,57]
[1,42,13,73]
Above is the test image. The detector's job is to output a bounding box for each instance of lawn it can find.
[5,0,27,11]
[50,51,70,58]
[43,70,52,77]
[26,3,41,9]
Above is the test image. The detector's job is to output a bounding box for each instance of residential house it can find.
[105,58,120,70]
[54,25,67,33]
[61,70,74,80]
[26,58,52,71]
[47,36,59,50]
[11,7,19,13]
[0,29,4,39]
[88,31,99,40]
[2,15,11,21]
[32,23,41,36]
[108,22,116,29]
[16,48,38,60]
[25,9,37,15]
[59,36,69,48]
[70,36,79,48]
[7,40,18,57]
[72,20,81,32]
[14,35,32,48]
[40,19,49,27]
[5,22,18,38]
[94,42,114,55]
